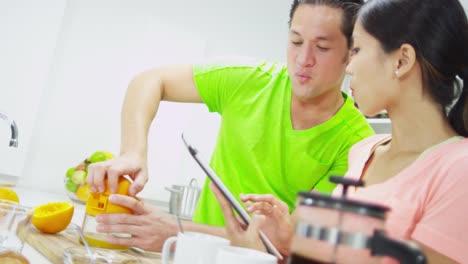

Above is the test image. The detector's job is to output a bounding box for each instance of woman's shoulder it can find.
[414,138,468,187]
[430,138,468,172]
[345,134,391,170]
[350,134,391,153]
[433,137,468,161]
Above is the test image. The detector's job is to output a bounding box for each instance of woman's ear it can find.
[394,44,416,78]
[344,50,351,66]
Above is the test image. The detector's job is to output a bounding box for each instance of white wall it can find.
[2,0,290,203]
[4,0,468,202]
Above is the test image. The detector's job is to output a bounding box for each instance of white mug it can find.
[161,232,230,264]
[215,246,278,264]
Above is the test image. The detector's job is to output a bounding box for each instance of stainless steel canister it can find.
[164,178,201,220]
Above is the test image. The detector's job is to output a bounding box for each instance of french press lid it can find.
[294,176,427,264]
[298,192,389,220]
[298,176,389,220]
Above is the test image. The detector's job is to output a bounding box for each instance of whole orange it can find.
[75,185,91,202]
[32,202,74,234]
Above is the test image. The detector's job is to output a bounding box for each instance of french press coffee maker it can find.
[288,176,427,264]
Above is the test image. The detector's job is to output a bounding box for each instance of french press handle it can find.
[371,230,427,264]
[329,175,365,197]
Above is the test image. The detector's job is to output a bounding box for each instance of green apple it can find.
[65,179,78,193]
[71,170,87,185]
[88,151,107,163]
[66,167,75,179]
[102,151,114,160]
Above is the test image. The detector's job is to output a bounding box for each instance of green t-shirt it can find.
[191,59,374,226]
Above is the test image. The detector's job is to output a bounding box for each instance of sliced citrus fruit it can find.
[0,187,19,203]
[32,202,74,234]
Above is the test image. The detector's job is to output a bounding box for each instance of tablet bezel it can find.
[181,133,283,259]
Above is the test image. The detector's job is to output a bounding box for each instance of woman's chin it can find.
[355,104,378,117]
[362,110,383,118]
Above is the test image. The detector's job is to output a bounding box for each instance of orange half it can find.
[32,202,74,234]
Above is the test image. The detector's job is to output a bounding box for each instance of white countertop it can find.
[12,187,85,264]
[11,186,169,264]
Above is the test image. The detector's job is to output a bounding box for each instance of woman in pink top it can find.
[210,0,468,262]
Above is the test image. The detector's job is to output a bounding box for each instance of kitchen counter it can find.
[13,186,75,264]
[11,186,168,264]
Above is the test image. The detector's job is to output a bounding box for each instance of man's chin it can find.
[291,87,318,101]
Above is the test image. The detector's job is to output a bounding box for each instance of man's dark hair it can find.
[289,0,364,48]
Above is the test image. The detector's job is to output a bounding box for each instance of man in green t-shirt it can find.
[87,0,372,251]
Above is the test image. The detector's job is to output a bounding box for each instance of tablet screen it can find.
[181,133,282,259]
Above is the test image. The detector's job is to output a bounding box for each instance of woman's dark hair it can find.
[359,0,468,136]
[289,0,365,48]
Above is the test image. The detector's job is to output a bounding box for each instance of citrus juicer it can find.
[81,177,133,250]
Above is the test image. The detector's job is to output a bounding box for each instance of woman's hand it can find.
[210,182,293,256]
[241,193,293,256]
[209,183,267,252]
[95,194,177,251]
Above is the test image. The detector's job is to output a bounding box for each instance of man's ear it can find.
[393,44,416,78]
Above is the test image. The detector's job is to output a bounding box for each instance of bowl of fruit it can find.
[64,151,115,204]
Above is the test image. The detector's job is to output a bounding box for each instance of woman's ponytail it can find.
[448,69,468,137]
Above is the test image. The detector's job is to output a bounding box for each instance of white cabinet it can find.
[0,1,65,178]
[368,118,392,134]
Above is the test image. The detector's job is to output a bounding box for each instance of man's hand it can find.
[95,194,177,252]
[87,152,148,195]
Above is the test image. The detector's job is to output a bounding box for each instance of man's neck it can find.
[290,88,345,130]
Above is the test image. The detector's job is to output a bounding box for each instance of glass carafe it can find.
[81,177,133,250]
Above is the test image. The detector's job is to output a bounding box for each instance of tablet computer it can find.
[181,133,282,260]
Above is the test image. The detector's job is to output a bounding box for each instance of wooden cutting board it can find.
[18,224,162,264]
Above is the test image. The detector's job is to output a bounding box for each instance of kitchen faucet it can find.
[0,112,18,147]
